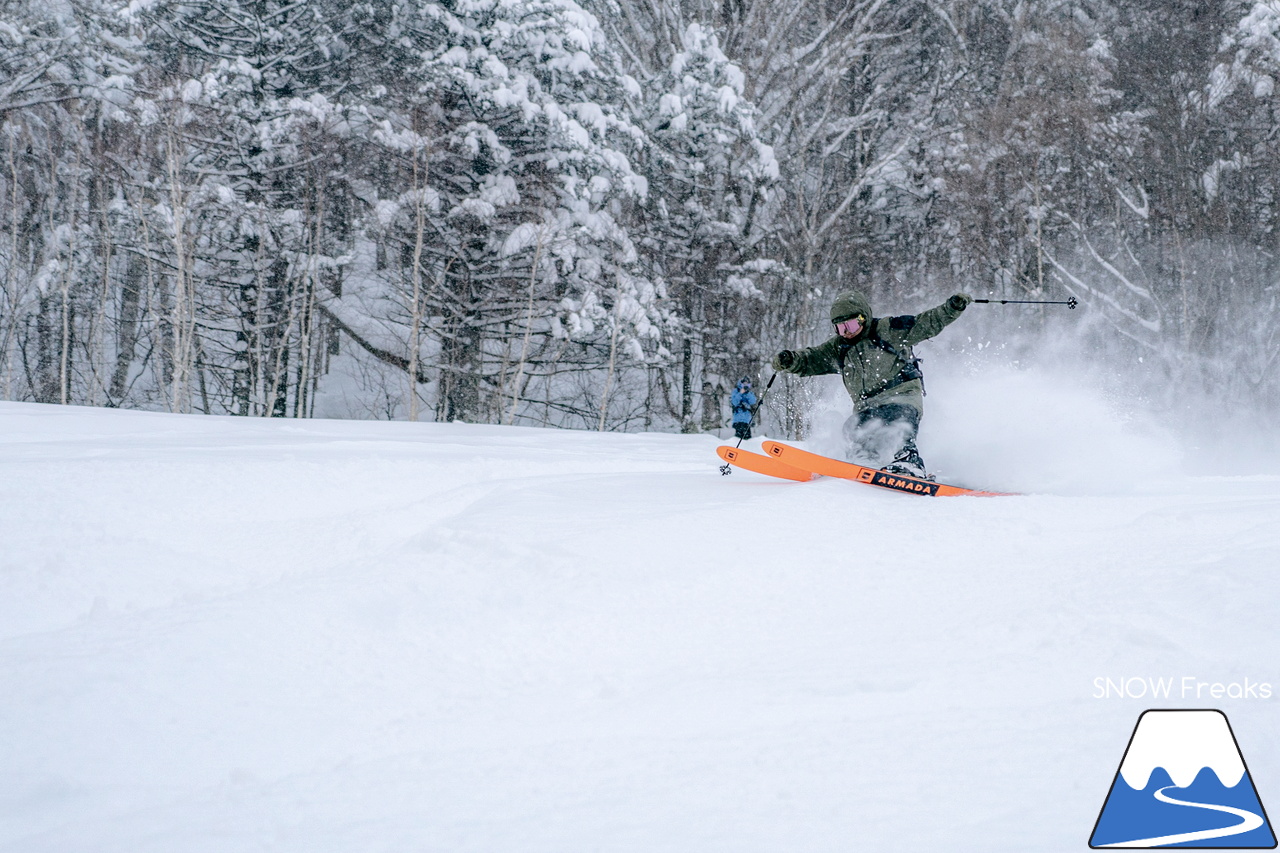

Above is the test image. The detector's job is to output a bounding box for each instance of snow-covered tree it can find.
[118,0,360,416]
[324,0,661,426]
[629,21,780,430]
[0,0,137,405]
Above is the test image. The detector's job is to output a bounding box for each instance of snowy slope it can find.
[2,375,1279,852]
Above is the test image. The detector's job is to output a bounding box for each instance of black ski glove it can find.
[948,292,973,311]
[772,350,797,371]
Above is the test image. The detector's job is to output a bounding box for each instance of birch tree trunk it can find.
[2,132,18,400]
[506,228,543,426]
[165,130,196,414]
[406,147,428,422]
[597,294,621,431]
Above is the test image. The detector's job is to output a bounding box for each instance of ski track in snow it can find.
[1100,785,1265,847]
[1,400,1279,852]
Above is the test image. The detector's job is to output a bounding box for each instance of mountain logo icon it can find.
[1090,709,1277,848]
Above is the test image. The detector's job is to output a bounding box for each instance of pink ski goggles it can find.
[835,315,865,337]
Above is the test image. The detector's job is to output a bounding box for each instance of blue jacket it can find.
[730,387,757,424]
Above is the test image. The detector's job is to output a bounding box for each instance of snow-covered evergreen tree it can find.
[629,21,780,431]
[325,0,662,426]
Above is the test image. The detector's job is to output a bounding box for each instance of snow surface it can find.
[2,371,1279,852]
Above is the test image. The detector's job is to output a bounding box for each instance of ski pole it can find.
[720,372,777,475]
[973,296,1078,309]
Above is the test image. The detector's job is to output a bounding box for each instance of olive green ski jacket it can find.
[780,293,966,416]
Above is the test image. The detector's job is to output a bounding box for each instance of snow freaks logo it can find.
[1093,676,1273,701]
[1089,710,1277,848]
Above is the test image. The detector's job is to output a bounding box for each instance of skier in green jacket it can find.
[771,290,972,479]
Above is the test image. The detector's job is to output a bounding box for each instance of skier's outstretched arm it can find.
[899,293,972,346]
[773,338,840,376]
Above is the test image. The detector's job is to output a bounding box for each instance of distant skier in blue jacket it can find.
[730,377,758,440]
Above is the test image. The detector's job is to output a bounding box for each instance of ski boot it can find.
[881,447,933,481]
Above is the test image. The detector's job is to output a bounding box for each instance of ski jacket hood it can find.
[830,291,873,325]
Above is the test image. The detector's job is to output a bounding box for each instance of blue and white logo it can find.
[1091,709,1276,848]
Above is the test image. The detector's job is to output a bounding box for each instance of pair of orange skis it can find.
[717,441,1017,497]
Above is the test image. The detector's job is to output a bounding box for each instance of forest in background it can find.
[3,0,1279,434]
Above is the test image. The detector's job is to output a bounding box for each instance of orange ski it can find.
[716,445,819,482]
[760,441,1017,497]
